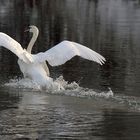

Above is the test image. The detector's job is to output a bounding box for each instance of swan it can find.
[0,25,106,89]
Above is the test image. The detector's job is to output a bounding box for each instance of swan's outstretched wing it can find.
[0,32,33,63]
[34,40,106,66]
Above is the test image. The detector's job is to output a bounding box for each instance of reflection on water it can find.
[1,88,140,140]
[1,0,140,95]
[1,0,140,139]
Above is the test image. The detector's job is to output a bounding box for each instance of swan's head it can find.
[25,25,39,35]
[29,25,39,34]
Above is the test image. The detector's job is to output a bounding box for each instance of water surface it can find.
[0,0,140,139]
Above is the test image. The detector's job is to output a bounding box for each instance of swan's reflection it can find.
[18,91,48,111]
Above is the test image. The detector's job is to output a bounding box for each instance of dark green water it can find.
[0,0,140,139]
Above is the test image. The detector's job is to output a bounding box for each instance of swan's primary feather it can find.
[34,40,106,66]
[0,32,33,63]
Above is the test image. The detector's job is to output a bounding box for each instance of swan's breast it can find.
[17,59,53,89]
[18,60,48,79]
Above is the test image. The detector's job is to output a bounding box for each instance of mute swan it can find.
[0,25,105,89]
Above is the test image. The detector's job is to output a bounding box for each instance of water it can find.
[0,0,140,139]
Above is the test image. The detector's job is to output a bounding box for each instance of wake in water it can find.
[3,76,140,111]
[4,75,113,97]
[4,76,76,91]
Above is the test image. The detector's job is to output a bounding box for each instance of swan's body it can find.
[0,25,106,89]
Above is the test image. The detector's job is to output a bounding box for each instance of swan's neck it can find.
[27,29,39,53]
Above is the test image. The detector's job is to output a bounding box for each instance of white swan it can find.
[0,25,105,89]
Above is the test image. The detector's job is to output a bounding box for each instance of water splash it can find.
[4,78,41,90]
[3,76,140,111]
[3,76,113,97]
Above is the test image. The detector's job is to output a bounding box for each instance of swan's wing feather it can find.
[34,40,106,66]
[0,32,33,63]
